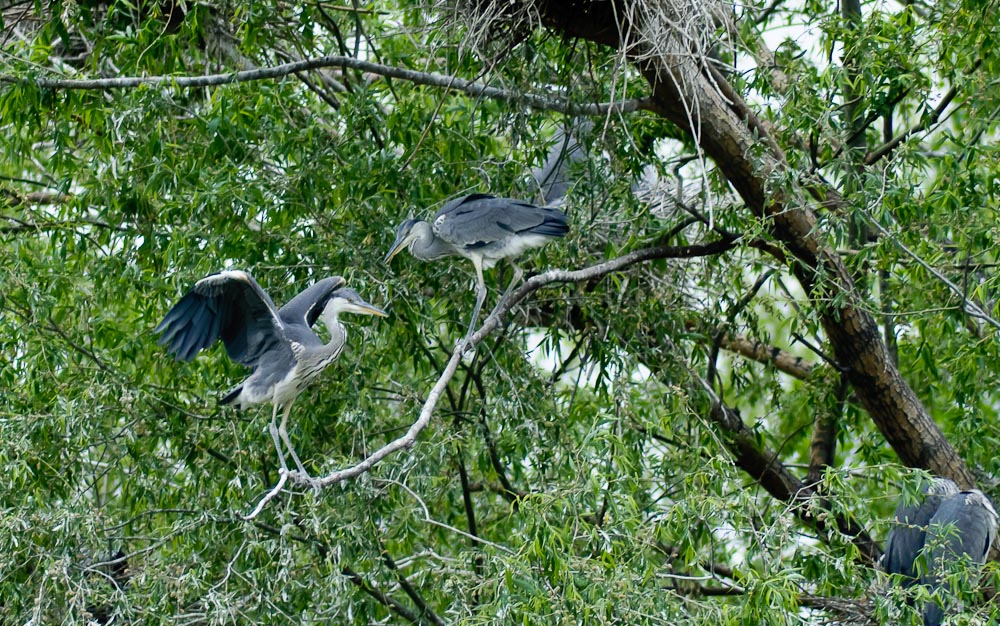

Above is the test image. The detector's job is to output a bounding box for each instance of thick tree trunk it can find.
[534,0,974,487]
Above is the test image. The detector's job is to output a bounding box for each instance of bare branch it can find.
[242,471,289,520]
[719,333,816,379]
[283,239,735,492]
[0,54,658,117]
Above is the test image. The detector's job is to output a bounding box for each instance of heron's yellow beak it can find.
[384,237,408,264]
[359,303,388,317]
[385,219,419,264]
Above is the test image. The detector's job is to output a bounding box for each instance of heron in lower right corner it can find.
[384,193,569,338]
[920,489,998,625]
[883,477,960,583]
[883,479,998,626]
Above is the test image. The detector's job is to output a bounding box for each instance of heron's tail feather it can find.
[219,385,243,406]
[533,209,570,238]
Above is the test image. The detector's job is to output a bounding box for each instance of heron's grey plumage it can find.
[920,489,998,626]
[883,477,960,582]
[156,271,386,475]
[385,193,569,337]
[155,270,289,365]
[429,193,569,263]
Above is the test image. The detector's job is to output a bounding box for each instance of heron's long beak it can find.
[383,236,407,264]
[349,301,389,317]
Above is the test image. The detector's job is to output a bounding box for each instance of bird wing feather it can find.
[433,194,568,249]
[156,270,285,367]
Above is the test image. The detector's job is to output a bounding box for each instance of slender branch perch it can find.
[282,239,735,492]
[242,470,289,519]
[0,54,657,117]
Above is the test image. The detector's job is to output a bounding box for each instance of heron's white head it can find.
[319,288,387,330]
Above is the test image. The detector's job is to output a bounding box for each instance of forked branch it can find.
[245,238,737,503]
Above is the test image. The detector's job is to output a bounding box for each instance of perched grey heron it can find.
[384,193,569,336]
[155,270,387,475]
[920,489,998,626]
[883,477,961,582]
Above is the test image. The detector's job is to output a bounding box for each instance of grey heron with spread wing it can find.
[384,193,569,337]
[155,270,387,475]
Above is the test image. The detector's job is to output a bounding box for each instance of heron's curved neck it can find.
[410,222,453,260]
[318,311,347,354]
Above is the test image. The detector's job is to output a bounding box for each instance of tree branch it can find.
[274,239,737,492]
[706,270,775,388]
[1,191,71,207]
[342,565,425,624]
[806,377,846,487]
[695,377,882,566]
[0,214,132,235]
[0,54,657,117]
[380,545,448,626]
[864,62,978,165]
[468,364,525,507]
[719,333,816,379]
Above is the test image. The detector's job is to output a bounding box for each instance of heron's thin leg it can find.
[465,257,487,341]
[269,403,288,472]
[279,402,309,477]
[497,263,524,308]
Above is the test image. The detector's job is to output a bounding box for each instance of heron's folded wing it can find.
[433,194,569,249]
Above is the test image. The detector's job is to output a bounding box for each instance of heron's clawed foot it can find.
[461,338,478,355]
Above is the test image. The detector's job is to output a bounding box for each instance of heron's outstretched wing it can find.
[278,276,346,328]
[155,270,284,366]
[433,194,569,250]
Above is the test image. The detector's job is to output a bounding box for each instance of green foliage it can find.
[3,0,1000,624]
